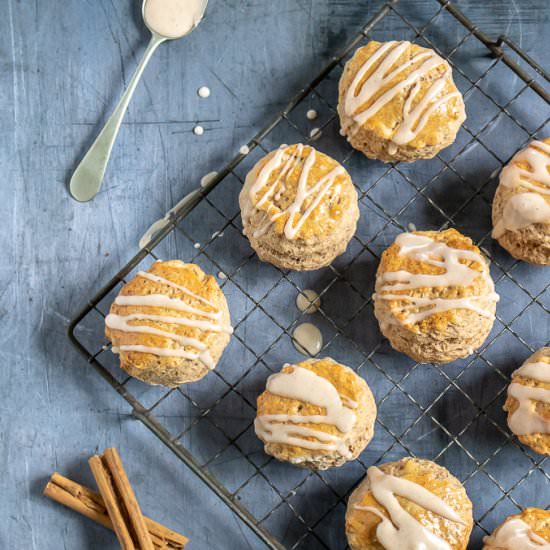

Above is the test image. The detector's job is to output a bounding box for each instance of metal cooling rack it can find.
[69,1,550,548]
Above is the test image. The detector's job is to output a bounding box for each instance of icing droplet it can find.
[193,242,201,249]
[306,109,318,120]
[218,271,227,280]
[197,86,210,98]
[407,222,417,232]
[296,289,321,314]
[310,128,322,140]
[239,145,250,155]
[200,171,218,188]
[293,323,323,356]
[193,125,204,136]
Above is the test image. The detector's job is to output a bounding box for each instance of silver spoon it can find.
[69,0,209,202]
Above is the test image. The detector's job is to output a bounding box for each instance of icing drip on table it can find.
[246,144,345,240]
[508,357,550,436]
[374,233,499,326]
[106,270,233,370]
[296,289,321,314]
[254,365,356,456]
[343,41,460,146]
[292,323,323,356]
[493,140,550,237]
[484,518,550,549]
[355,466,464,550]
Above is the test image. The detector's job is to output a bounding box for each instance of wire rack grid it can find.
[69,1,550,548]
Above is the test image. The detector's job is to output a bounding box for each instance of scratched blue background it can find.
[2,1,550,549]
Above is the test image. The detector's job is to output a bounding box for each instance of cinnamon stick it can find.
[89,454,137,550]
[44,473,188,549]
[103,448,154,550]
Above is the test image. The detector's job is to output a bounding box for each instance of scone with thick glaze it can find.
[254,358,376,470]
[504,347,550,456]
[492,139,550,265]
[338,40,466,162]
[239,144,359,271]
[483,508,550,549]
[373,228,499,364]
[105,261,232,387]
[346,457,473,550]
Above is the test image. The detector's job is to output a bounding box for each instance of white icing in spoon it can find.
[293,323,323,356]
[355,466,464,550]
[254,365,356,456]
[143,0,208,39]
[484,518,550,549]
[296,289,321,314]
[508,357,550,436]
[107,270,232,370]
[374,233,499,326]
[343,41,460,147]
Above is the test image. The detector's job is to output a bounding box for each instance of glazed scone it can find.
[492,139,550,265]
[105,261,232,387]
[239,144,359,271]
[373,229,499,364]
[338,40,466,162]
[483,508,550,549]
[346,457,473,550]
[254,358,376,470]
[504,347,550,456]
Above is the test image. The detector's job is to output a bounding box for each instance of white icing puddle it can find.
[200,171,218,188]
[193,125,204,136]
[296,289,321,314]
[239,145,250,155]
[143,0,208,39]
[306,109,318,120]
[293,323,323,356]
[197,86,210,98]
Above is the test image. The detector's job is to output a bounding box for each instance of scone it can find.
[504,347,550,455]
[492,139,550,265]
[373,228,499,364]
[346,457,473,550]
[254,358,376,469]
[239,144,359,271]
[483,508,550,549]
[338,40,466,162]
[105,261,232,387]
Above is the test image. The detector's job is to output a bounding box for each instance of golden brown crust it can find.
[504,347,550,456]
[492,138,550,265]
[239,145,359,271]
[338,41,465,162]
[105,261,231,387]
[255,358,376,469]
[482,508,550,549]
[373,229,497,364]
[346,458,473,550]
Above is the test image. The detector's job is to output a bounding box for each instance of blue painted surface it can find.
[2,1,550,549]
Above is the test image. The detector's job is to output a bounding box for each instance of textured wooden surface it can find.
[2,1,549,548]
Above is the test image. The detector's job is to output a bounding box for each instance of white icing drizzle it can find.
[246,144,345,240]
[293,323,323,356]
[343,41,460,146]
[508,357,550,436]
[107,270,232,370]
[484,518,550,549]
[375,233,499,326]
[493,193,550,238]
[296,289,321,314]
[254,365,356,456]
[355,466,464,550]
[494,141,550,238]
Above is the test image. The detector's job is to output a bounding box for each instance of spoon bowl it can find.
[69,0,208,202]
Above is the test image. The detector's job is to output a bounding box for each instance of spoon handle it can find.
[69,33,166,202]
